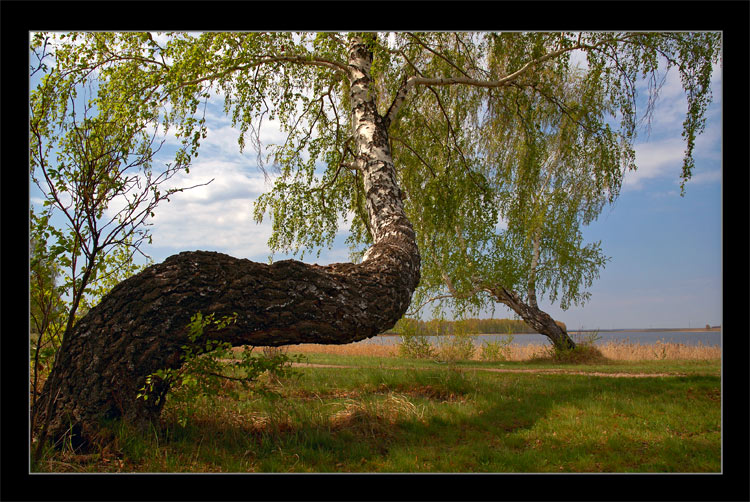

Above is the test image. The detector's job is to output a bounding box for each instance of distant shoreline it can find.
[569,327,721,333]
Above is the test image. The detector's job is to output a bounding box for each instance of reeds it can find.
[286,343,400,358]
[283,339,720,361]
[594,340,721,361]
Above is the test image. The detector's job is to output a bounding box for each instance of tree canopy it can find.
[31,30,721,329]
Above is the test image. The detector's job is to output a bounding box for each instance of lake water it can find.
[355,330,721,347]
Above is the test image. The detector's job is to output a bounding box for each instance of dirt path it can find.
[290,362,684,378]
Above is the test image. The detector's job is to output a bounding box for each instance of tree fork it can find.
[35,33,421,450]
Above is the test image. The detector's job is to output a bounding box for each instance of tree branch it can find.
[171,55,349,93]
[389,134,437,179]
[409,34,637,90]
[528,228,541,309]
[405,32,473,79]
[384,76,415,127]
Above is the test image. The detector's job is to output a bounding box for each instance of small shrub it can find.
[480,334,514,362]
[652,341,668,361]
[398,333,436,359]
[260,346,293,385]
[572,330,603,347]
[137,312,303,427]
[436,332,476,362]
[397,320,436,359]
[533,330,609,365]
[547,343,608,364]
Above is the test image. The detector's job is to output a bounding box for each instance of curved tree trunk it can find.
[488,286,576,350]
[34,35,420,450]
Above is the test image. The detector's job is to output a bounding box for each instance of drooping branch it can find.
[410,34,637,89]
[528,228,542,310]
[385,33,638,128]
[169,54,349,94]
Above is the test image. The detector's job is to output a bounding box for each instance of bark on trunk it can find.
[488,285,576,350]
[34,34,420,450]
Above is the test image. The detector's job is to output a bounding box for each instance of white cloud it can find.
[624,137,686,191]
[198,99,289,162]
[148,195,273,260]
[170,159,271,201]
[687,169,721,186]
[569,48,588,71]
[199,125,249,159]
[143,154,277,259]
[627,64,686,141]
[624,60,722,192]
[137,128,356,264]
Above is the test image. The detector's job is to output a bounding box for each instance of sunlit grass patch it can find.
[33,350,721,473]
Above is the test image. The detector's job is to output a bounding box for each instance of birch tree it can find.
[30,31,720,449]
[397,59,618,349]
[381,32,719,349]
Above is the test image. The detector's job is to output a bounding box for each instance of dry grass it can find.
[328,392,426,436]
[279,339,720,362]
[484,340,719,362]
[285,343,400,358]
[594,340,721,361]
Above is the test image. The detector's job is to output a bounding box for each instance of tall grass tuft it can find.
[397,320,436,359]
[435,331,476,362]
[479,334,515,362]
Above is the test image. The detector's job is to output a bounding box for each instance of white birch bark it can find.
[348,35,420,273]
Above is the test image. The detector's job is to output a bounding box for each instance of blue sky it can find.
[534,62,723,330]
[30,39,722,331]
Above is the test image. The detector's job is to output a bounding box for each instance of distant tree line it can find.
[388,317,567,336]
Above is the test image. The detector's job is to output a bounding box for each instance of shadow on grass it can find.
[390,371,714,472]
[39,369,721,475]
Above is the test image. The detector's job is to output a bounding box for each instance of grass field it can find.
[31,339,721,474]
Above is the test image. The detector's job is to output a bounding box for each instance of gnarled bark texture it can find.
[35,35,420,449]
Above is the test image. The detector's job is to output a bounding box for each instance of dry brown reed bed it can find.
[594,340,720,361]
[282,339,720,361]
[285,343,399,358]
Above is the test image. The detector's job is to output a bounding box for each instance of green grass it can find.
[290,349,720,376]
[31,355,721,473]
